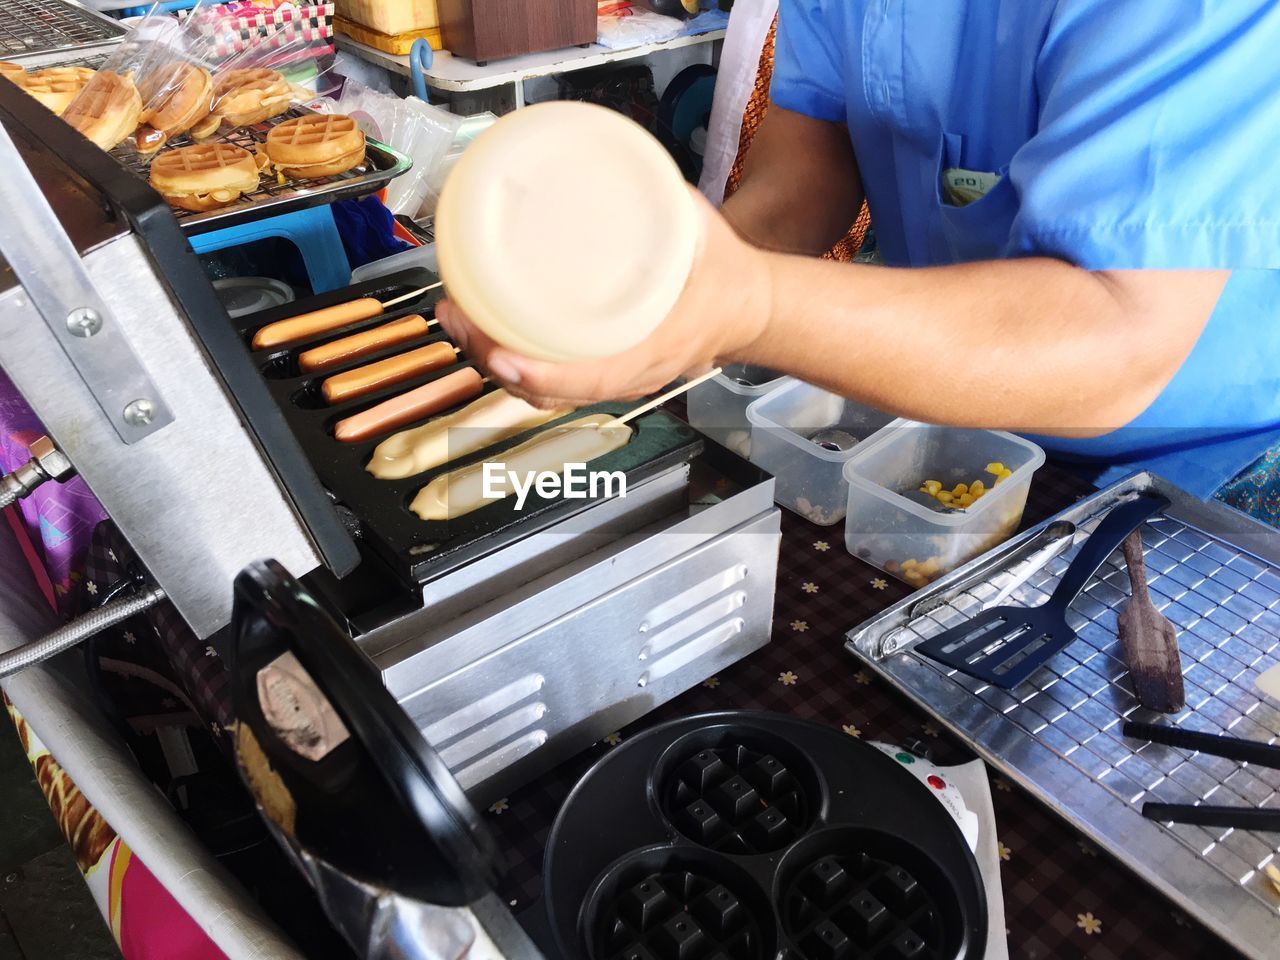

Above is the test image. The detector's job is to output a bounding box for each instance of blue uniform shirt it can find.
[771,0,1280,497]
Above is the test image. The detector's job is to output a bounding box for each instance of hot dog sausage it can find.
[298,315,432,373]
[251,297,384,350]
[334,367,484,443]
[321,340,458,405]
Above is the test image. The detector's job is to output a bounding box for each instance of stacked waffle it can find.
[3,58,367,212]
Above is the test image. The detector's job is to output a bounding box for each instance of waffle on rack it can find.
[14,66,95,114]
[265,114,367,179]
[136,62,214,154]
[62,70,141,150]
[149,142,260,212]
[202,67,292,134]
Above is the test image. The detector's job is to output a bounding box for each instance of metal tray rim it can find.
[175,134,413,235]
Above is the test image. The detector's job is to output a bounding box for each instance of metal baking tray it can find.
[0,0,124,61]
[846,473,1280,959]
[110,107,412,235]
[9,48,410,234]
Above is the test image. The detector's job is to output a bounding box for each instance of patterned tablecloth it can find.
[484,464,1243,960]
[63,455,1248,959]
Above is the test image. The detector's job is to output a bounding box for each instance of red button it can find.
[927,775,946,790]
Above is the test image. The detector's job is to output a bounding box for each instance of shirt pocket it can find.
[933,131,1016,263]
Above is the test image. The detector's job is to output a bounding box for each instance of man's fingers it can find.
[483,347,615,403]
[436,298,678,406]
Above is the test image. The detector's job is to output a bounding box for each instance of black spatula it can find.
[915,493,1169,688]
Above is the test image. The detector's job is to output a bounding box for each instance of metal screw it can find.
[66,307,102,338]
[123,399,155,426]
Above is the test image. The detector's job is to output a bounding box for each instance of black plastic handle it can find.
[1141,803,1280,832]
[1124,720,1280,770]
[1049,494,1169,608]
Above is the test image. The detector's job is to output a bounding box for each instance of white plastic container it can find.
[350,243,438,284]
[842,426,1045,584]
[685,363,791,458]
[745,381,901,525]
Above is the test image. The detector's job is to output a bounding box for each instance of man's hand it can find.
[436,188,773,410]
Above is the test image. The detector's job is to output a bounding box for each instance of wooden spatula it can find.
[1118,530,1185,713]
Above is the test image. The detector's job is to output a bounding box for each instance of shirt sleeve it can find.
[1004,0,1280,270]
[770,0,847,123]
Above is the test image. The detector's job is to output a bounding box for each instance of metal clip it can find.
[0,123,173,444]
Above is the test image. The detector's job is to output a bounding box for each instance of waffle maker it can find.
[232,560,988,960]
[0,77,782,810]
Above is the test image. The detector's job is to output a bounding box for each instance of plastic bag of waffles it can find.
[58,1,342,162]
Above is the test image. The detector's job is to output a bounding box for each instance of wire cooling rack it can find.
[0,0,123,59]
[847,473,1280,960]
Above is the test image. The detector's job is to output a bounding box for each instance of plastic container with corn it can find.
[842,428,1045,586]
[916,461,1013,508]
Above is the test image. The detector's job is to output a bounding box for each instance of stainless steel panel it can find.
[401,509,779,804]
[0,236,321,636]
[0,120,173,444]
[847,475,1280,959]
[361,464,776,665]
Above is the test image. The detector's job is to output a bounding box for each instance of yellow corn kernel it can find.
[985,462,1006,476]
[995,473,1007,485]
[901,558,918,569]
[919,557,941,575]
[922,480,942,496]
[957,493,975,507]
[937,491,954,504]
[952,483,968,496]
[969,480,985,496]
[1266,863,1280,897]
[904,569,926,587]
[1000,468,1013,478]
[972,488,986,500]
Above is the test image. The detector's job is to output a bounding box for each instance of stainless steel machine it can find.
[0,54,780,846]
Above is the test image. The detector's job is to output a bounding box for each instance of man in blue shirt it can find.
[440,1,1280,501]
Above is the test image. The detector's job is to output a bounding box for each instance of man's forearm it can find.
[732,255,1226,436]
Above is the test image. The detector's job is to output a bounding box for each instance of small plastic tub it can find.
[685,363,791,458]
[842,426,1045,585]
[746,381,901,525]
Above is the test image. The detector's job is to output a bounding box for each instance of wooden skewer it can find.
[603,367,723,429]
[382,281,445,310]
